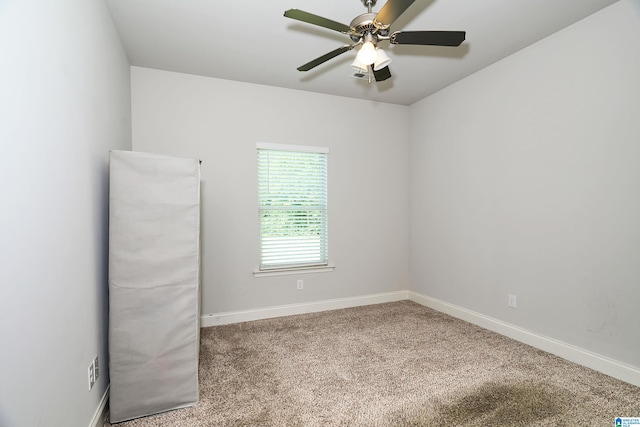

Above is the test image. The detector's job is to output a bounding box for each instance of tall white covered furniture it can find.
[108,150,201,423]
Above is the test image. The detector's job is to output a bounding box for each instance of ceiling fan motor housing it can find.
[349,13,389,42]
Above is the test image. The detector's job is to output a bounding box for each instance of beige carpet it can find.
[107,301,640,426]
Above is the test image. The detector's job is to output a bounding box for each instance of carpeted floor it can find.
[107,301,640,426]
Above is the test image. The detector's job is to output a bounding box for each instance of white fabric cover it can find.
[108,150,200,423]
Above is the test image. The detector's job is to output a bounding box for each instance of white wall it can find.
[410,0,640,369]
[0,1,131,426]
[131,67,410,315]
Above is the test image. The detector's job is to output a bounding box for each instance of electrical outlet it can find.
[508,294,517,309]
[88,363,95,391]
[94,356,99,381]
[297,279,304,290]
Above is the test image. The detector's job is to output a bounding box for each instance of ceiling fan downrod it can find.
[361,0,377,13]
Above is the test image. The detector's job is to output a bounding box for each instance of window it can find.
[257,142,329,271]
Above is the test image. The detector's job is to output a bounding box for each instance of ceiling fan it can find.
[284,0,466,83]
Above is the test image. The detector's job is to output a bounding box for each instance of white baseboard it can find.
[408,291,640,388]
[200,291,409,327]
[89,385,109,427]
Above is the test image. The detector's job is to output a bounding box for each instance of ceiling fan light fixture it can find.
[356,41,377,65]
[373,48,391,71]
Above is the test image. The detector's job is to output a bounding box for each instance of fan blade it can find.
[391,30,466,46]
[373,66,392,82]
[297,45,353,71]
[284,9,351,34]
[374,0,416,28]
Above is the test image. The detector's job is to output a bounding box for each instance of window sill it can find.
[253,264,335,278]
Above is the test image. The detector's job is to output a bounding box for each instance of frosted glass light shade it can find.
[356,41,377,65]
[373,48,391,71]
[351,57,368,73]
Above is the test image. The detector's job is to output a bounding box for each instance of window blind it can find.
[257,146,328,270]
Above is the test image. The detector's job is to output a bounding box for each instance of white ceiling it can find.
[106,0,618,106]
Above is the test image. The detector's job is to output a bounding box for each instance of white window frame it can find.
[254,142,334,277]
